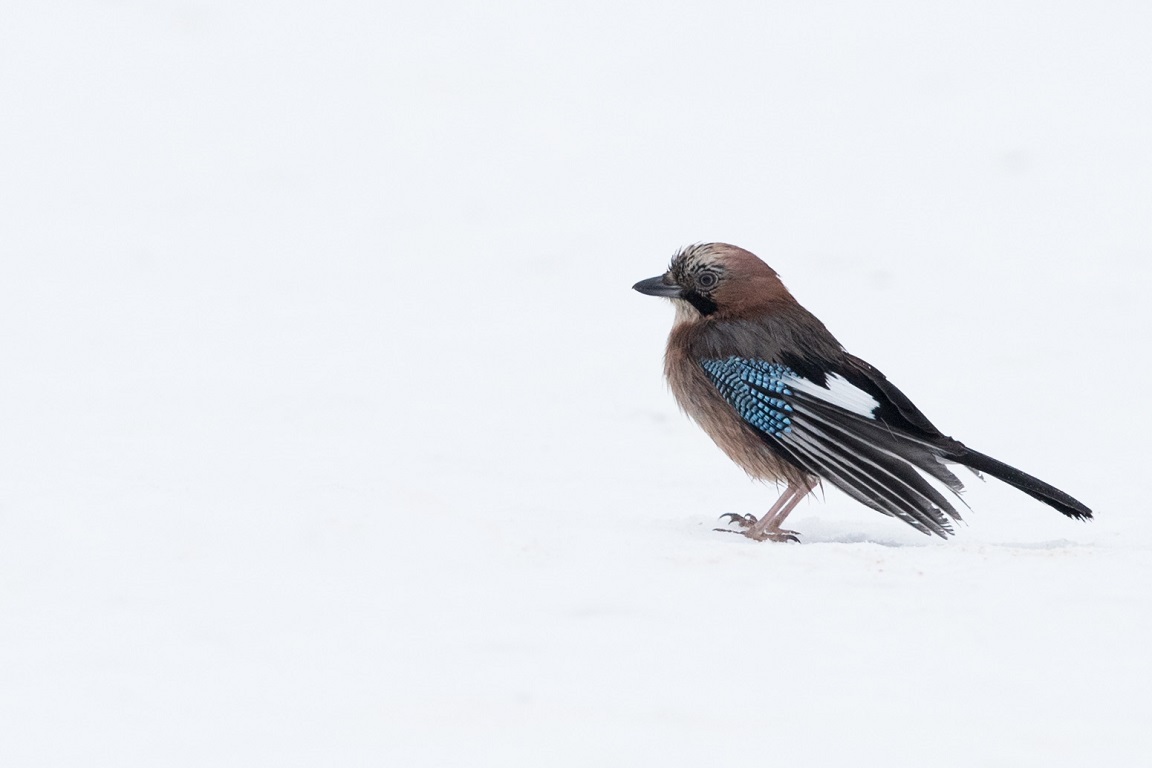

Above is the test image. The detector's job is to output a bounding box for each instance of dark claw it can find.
[717,512,758,526]
[713,526,801,542]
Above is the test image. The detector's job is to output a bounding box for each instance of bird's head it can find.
[632,243,792,321]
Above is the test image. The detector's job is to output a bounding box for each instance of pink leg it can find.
[745,477,817,542]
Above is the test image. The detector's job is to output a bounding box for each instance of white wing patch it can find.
[785,373,880,419]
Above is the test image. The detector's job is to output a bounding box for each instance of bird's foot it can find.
[743,527,801,543]
[713,514,801,543]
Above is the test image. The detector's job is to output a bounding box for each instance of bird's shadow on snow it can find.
[706,524,927,548]
[798,531,930,547]
[703,516,1093,551]
[791,533,1089,550]
[984,538,1092,551]
[718,524,1091,551]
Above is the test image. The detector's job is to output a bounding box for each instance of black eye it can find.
[696,271,718,290]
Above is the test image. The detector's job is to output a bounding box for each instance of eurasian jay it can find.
[634,243,1092,542]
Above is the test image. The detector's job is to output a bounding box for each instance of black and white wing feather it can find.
[702,356,967,537]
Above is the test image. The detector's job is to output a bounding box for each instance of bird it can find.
[633,242,1092,542]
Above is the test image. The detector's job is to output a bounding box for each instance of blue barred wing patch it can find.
[701,357,796,437]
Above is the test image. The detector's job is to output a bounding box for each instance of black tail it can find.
[953,448,1093,520]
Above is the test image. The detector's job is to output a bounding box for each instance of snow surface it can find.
[2,2,1151,766]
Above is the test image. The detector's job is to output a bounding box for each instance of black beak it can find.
[632,274,683,298]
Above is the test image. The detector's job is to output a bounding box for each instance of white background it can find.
[2,2,1149,765]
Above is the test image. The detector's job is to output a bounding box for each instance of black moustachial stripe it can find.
[682,290,717,316]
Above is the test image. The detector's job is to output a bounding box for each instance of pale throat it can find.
[672,298,703,325]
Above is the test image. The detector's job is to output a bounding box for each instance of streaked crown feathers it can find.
[668,243,790,320]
